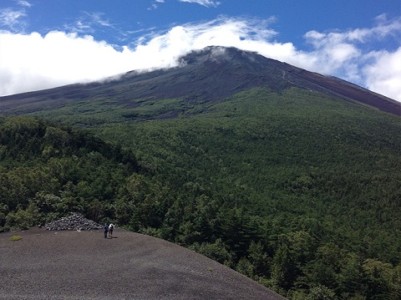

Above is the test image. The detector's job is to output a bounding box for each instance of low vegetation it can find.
[1,87,401,299]
[9,234,22,241]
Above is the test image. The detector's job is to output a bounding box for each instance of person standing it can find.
[103,223,108,238]
[108,223,114,238]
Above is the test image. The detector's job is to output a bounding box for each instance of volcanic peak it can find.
[180,46,256,64]
[0,46,400,116]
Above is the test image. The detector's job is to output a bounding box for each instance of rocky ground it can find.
[0,226,285,299]
[44,213,103,231]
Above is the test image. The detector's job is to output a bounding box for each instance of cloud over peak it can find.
[0,16,400,102]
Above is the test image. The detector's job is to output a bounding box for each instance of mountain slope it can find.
[0,46,400,117]
[1,47,401,299]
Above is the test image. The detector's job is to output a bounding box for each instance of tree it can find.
[271,242,296,292]
[307,285,336,300]
[218,207,259,260]
[191,238,232,265]
[248,240,270,278]
[362,258,394,299]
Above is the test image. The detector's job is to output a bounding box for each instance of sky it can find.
[0,0,401,102]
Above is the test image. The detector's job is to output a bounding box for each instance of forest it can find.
[1,87,401,299]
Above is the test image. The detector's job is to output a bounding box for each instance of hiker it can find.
[108,223,114,238]
[103,223,108,238]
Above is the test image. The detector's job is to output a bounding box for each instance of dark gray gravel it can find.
[0,228,285,300]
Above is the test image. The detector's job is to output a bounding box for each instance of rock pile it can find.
[45,213,103,231]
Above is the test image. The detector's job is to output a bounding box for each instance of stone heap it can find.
[45,213,103,231]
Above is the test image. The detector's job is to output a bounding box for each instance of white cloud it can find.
[363,48,401,101]
[16,0,32,8]
[300,15,401,99]
[148,0,166,10]
[87,12,112,28]
[64,12,113,34]
[0,0,32,32]
[0,16,400,102]
[0,8,26,31]
[179,0,220,8]
[305,15,401,46]
[0,31,139,95]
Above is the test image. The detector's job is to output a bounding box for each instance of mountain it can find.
[1,47,401,299]
[0,46,400,117]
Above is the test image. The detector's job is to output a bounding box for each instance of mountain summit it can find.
[0,46,400,116]
[180,46,400,115]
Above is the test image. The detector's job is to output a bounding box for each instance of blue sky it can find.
[1,0,401,102]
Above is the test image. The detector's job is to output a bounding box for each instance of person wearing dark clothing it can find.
[104,224,108,238]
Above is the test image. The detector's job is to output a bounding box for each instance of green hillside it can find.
[6,86,397,298]
[102,88,400,298]
[0,117,144,229]
[1,84,401,298]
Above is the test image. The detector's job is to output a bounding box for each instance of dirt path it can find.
[0,228,285,299]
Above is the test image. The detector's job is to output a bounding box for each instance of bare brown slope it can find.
[0,228,284,300]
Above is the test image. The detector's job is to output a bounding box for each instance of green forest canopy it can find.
[1,88,401,299]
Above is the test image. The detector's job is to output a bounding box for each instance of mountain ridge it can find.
[1,46,400,116]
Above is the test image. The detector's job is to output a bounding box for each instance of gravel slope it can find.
[0,228,285,299]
